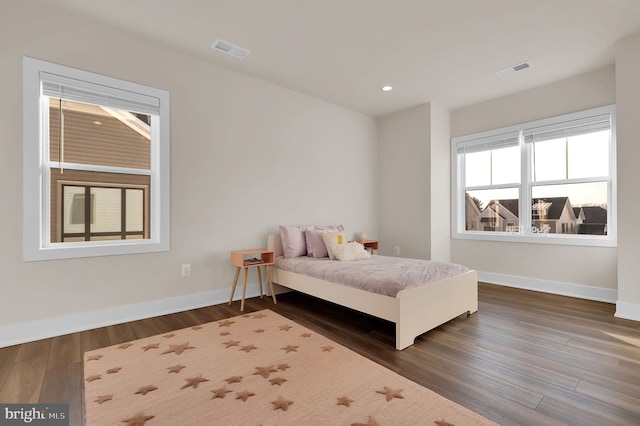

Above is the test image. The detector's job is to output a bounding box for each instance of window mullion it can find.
[521,132,532,235]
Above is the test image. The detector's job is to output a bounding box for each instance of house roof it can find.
[532,197,570,220]
[580,206,608,224]
[485,197,575,220]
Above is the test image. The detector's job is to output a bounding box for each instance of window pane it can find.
[90,187,121,233]
[465,188,519,231]
[567,131,609,179]
[49,98,151,170]
[63,186,86,234]
[465,150,490,187]
[126,189,144,232]
[491,146,520,185]
[531,182,608,235]
[466,146,520,187]
[533,138,566,181]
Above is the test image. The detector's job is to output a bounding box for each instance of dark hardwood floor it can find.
[1,283,639,425]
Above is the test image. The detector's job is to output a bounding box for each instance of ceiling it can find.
[48,0,640,117]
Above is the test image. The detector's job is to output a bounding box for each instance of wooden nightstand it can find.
[361,240,378,254]
[229,249,277,311]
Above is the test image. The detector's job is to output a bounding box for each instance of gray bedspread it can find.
[274,255,469,297]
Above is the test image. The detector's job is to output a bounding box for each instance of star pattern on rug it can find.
[211,386,232,399]
[281,345,299,353]
[141,343,159,351]
[167,365,186,374]
[135,385,158,396]
[337,396,354,407]
[181,375,209,390]
[252,313,267,319]
[223,340,240,348]
[351,415,380,426]
[269,377,287,386]
[121,412,155,426]
[225,376,243,384]
[84,310,488,426]
[94,395,112,404]
[161,342,195,355]
[375,386,404,401]
[271,396,294,411]
[253,365,278,378]
[240,344,258,353]
[236,390,255,402]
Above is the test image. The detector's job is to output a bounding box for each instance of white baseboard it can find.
[0,283,281,348]
[478,271,618,303]
[615,302,640,321]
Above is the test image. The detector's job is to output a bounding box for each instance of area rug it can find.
[84,310,496,425]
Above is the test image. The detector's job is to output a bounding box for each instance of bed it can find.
[266,234,478,350]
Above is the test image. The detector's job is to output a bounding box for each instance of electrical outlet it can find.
[394,246,400,255]
[181,264,191,277]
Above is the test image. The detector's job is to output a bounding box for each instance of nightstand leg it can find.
[229,267,240,305]
[257,266,264,298]
[241,267,248,311]
[266,265,277,304]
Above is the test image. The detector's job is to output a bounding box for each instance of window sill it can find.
[453,231,617,247]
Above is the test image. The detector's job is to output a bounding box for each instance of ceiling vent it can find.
[211,39,250,59]
[496,61,532,78]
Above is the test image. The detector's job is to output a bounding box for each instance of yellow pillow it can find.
[321,232,347,260]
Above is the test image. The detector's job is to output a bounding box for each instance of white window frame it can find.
[451,105,616,247]
[23,57,170,261]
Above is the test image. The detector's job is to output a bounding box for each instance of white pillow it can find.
[333,242,371,261]
[321,232,347,260]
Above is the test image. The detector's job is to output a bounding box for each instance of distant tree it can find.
[472,196,483,211]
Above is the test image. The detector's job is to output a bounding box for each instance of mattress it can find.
[274,255,469,297]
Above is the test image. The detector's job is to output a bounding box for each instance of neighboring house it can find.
[464,193,482,230]
[577,206,608,235]
[572,207,586,226]
[473,199,519,232]
[531,197,577,234]
[472,197,580,234]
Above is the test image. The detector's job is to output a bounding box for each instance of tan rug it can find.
[84,310,496,425]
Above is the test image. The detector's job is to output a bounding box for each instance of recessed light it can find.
[382,85,393,92]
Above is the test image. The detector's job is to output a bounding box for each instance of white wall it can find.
[450,66,618,300]
[0,1,377,345]
[615,32,640,320]
[377,102,451,262]
[429,103,451,262]
[377,104,431,259]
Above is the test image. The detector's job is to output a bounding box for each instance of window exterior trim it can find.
[451,105,616,247]
[23,57,170,261]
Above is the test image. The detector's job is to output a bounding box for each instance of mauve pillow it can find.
[305,225,344,258]
[279,226,307,258]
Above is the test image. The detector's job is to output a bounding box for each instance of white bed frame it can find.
[267,234,478,350]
